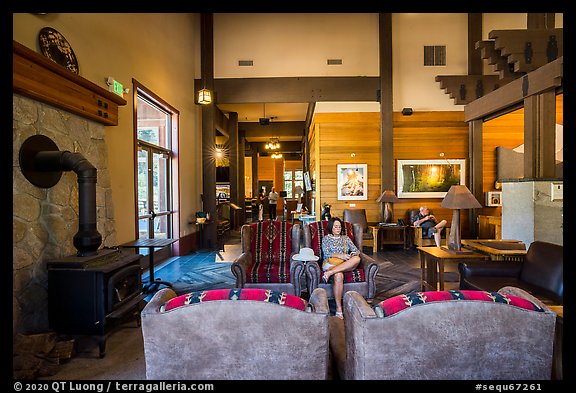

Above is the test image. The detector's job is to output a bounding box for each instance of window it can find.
[134,81,179,240]
[284,169,303,199]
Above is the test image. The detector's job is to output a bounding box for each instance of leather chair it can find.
[303,220,378,302]
[231,220,305,296]
[459,240,563,306]
[407,208,450,247]
[329,287,557,380]
[342,208,374,253]
[142,287,332,380]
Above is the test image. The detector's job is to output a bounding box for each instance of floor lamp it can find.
[440,185,482,252]
[376,190,399,223]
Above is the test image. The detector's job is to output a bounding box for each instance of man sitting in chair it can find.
[412,206,447,247]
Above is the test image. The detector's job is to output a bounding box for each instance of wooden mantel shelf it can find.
[13,40,127,126]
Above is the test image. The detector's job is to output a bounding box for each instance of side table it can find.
[370,225,408,253]
[121,238,176,293]
[416,246,489,291]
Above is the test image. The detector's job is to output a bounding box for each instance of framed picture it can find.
[304,171,312,191]
[485,191,503,207]
[397,159,466,198]
[337,164,368,200]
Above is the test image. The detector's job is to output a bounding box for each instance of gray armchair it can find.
[142,287,331,380]
[342,208,374,252]
[329,287,556,380]
[303,220,378,302]
[231,220,305,296]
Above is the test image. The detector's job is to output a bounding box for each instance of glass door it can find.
[136,95,173,240]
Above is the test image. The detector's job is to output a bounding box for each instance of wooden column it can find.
[469,119,484,239]
[238,135,246,226]
[200,13,217,249]
[468,13,483,75]
[251,148,259,198]
[228,112,240,229]
[523,90,557,179]
[379,13,393,222]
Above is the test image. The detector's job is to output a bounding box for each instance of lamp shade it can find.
[294,186,304,195]
[376,190,399,203]
[440,185,481,209]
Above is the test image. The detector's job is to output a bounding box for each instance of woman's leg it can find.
[324,255,361,280]
[332,272,344,316]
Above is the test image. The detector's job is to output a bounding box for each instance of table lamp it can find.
[440,185,482,251]
[294,185,304,203]
[376,190,399,223]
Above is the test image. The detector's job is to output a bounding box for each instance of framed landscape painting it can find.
[337,164,368,200]
[397,159,465,198]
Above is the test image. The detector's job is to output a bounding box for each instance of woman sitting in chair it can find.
[413,206,447,247]
[321,217,361,319]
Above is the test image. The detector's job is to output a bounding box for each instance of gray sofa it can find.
[141,287,331,380]
[329,287,557,380]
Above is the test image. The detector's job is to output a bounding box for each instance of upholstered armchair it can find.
[329,287,557,380]
[303,220,378,302]
[407,208,450,247]
[231,220,305,296]
[342,208,374,252]
[142,287,332,380]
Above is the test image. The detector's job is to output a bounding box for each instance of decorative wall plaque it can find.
[38,27,79,74]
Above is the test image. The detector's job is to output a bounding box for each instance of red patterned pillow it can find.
[373,290,545,318]
[160,288,307,312]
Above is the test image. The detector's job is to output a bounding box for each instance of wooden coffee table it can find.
[461,239,527,261]
[417,246,489,291]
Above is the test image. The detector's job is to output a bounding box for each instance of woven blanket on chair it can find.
[247,220,293,283]
[308,221,365,283]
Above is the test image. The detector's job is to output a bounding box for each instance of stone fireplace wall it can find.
[13,94,118,335]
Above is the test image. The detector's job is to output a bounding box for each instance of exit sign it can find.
[113,80,123,96]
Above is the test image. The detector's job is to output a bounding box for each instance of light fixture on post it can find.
[376,190,400,223]
[440,185,482,252]
[197,15,212,105]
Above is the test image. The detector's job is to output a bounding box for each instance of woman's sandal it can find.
[335,311,344,320]
[321,272,330,283]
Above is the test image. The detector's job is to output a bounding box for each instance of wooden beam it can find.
[468,13,483,75]
[464,56,562,122]
[239,121,306,138]
[523,91,557,178]
[195,76,380,103]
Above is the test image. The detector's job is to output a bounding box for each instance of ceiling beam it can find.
[239,121,306,138]
[195,76,381,103]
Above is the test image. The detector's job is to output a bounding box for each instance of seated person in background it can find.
[321,217,361,319]
[412,206,447,247]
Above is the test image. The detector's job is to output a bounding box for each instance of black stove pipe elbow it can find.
[31,150,102,257]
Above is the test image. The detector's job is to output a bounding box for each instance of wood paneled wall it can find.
[393,111,470,233]
[311,113,381,221]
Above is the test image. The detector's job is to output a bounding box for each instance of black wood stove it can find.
[19,135,146,358]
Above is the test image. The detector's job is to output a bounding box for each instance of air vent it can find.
[423,45,446,66]
[238,60,254,67]
[327,59,343,65]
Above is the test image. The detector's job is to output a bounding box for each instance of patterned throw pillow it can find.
[373,290,544,318]
[160,288,307,312]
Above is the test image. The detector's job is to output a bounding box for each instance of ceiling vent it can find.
[238,60,254,67]
[327,59,343,65]
[424,45,446,66]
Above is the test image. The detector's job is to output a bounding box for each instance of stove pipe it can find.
[19,135,102,256]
